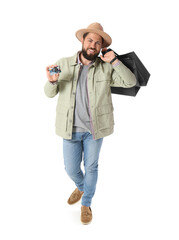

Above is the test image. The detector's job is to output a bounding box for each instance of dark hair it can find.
[83,32,104,44]
[83,32,90,39]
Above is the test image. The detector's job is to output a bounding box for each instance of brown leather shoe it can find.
[81,206,92,225]
[67,188,84,205]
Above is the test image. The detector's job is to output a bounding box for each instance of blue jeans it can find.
[63,132,103,207]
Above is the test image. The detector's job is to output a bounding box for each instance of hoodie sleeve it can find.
[110,61,137,88]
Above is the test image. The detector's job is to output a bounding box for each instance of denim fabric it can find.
[63,132,103,207]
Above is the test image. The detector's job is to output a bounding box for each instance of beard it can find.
[81,46,99,61]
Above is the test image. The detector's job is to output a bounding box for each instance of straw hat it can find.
[75,22,112,48]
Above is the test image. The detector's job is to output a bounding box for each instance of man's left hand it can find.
[100,48,118,65]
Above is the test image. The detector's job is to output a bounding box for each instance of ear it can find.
[81,37,84,44]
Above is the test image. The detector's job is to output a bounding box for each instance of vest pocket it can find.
[96,103,114,130]
[56,104,69,131]
[96,79,111,95]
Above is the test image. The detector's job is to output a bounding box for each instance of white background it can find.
[0,0,179,239]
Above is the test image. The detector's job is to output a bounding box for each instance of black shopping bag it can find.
[102,49,150,96]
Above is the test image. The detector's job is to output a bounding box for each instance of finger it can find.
[46,66,51,71]
[100,55,105,61]
[46,68,52,76]
[46,65,54,71]
[102,47,107,52]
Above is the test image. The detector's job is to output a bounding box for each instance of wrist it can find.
[110,56,118,64]
[49,80,58,85]
[112,59,120,66]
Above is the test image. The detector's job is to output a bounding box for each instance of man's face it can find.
[81,32,103,61]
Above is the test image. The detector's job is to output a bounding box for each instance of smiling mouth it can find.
[88,49,96,53]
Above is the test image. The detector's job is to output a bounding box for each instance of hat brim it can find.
[75,28,112,48]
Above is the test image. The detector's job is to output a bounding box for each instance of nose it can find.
[90,41,96,49]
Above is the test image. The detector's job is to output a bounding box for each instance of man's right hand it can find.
[46,64,60,83]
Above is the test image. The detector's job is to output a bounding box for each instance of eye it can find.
[96,42,102,46]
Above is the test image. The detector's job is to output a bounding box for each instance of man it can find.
[44,23,136,224]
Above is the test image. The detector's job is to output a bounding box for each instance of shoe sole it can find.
[81,219,92,225]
